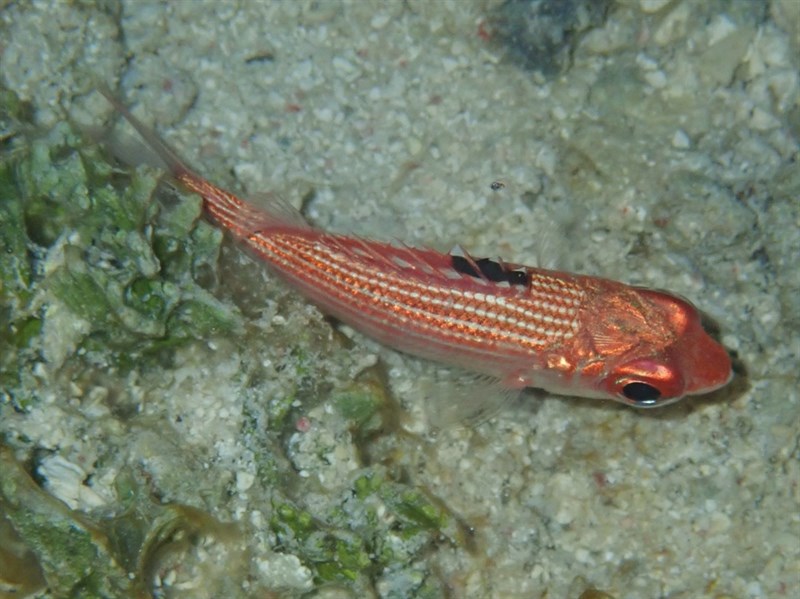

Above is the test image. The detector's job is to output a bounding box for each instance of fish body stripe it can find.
[246,231,584,353]
[180,173,586,349]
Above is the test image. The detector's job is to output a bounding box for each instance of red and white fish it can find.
[103,92,732,408]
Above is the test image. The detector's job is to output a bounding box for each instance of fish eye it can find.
[621,382,662,406]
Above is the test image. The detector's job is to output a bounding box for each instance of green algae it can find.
[0,447,132,597]
[0,165,32,307]
[0,88,260,595]
[270,499,373,584]
[0,93,242,407]
[0,90,40,410]
[0,446,248,598]
[0,84,467,596]
[333,383,383,427]
[270,467,459,590]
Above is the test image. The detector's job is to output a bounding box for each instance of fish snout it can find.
[676,318,733,396]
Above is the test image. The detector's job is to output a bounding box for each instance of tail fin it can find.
[100,88,195,181]
[100,88,311,237]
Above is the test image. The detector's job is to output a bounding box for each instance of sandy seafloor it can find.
[1,0,798,598]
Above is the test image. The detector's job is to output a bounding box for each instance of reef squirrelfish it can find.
[102,92,732,408]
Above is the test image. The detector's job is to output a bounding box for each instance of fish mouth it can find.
[679,325,733,396]
[635,288,734,398]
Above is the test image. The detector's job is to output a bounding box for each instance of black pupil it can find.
[622,382,662,404]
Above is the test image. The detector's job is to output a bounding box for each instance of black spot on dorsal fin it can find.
[451,254,529,287]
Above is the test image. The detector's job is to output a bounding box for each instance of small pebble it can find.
[370,13,391,29]
[640,0,672,12]
[671,129,691,149]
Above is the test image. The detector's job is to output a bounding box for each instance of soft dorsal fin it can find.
[450,252,530,287]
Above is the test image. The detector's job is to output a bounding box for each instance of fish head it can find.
[585,286,732,408]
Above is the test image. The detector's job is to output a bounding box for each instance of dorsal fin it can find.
[450,254,529,287]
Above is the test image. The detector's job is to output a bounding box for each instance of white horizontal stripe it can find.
[251,233,583,346]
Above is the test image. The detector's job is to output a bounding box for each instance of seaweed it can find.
[0,91,242,409]
[269,467,459,591]
[0,84,467,596]
[0,447,133,597]
[0,446,246,597]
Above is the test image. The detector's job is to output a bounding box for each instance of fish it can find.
[101,91,733,408]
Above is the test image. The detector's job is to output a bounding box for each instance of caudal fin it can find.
[100,88,195,181]
[100,88,311,237]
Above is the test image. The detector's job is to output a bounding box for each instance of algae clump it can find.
[0,89,241,409]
